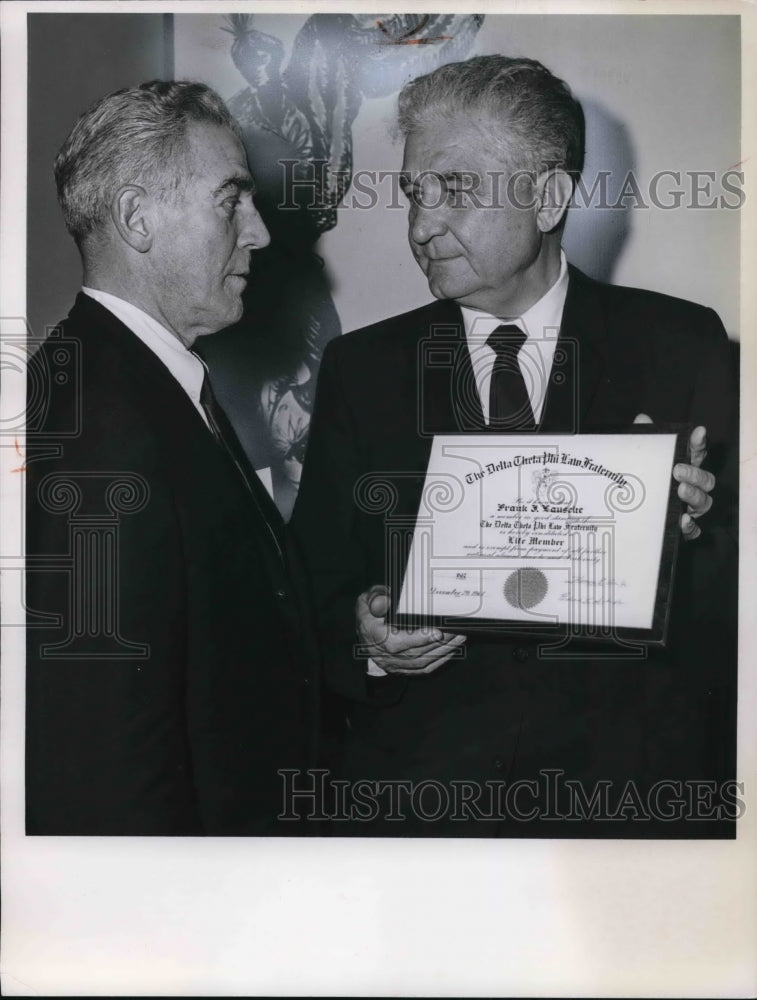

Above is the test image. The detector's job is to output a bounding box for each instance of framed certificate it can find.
[393,429,687,644]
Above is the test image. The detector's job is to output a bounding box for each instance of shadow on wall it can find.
[199,231,339,525]
[563,98,635,284]
[199,12,485,521]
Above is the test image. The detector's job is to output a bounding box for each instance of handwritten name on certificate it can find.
[395,434,678,633]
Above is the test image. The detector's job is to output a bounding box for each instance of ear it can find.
[111,186,153,252]
[534,169,574,233]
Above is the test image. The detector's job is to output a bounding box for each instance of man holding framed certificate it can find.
[293,56,737,836]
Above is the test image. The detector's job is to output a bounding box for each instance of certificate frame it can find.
[391,426,688,646]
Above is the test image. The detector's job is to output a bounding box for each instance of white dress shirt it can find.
[460,250,569,425]
[82,287,275,496]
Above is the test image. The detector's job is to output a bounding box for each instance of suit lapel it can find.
[540,265,607,433]
[420,299,487,434]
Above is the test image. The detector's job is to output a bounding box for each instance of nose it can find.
[408,200,448,247]
[238,201,271,251]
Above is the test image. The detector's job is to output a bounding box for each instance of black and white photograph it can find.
[1,1,755,995]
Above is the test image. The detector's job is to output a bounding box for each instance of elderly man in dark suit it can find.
[26,81,318,836]
[292,56,737,836]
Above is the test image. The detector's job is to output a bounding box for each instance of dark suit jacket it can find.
[26,294,319,836]
[292,266,738,836]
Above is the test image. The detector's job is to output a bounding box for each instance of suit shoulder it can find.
[568,269,728,359]
[588,274,725,333]
[30,317,164,469]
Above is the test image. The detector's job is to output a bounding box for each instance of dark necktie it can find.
[195,358,285,560]
[486,323,536,431]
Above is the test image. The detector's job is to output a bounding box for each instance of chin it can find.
[196,304,244,338]
[224,299,245,327]
[428,277,474,303]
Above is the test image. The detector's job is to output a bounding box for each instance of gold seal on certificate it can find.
[393,432,684,643]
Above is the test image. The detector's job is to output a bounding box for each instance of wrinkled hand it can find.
[356,585,466,676]
[635,416,715,541]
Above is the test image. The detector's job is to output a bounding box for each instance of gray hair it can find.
[398,55,585,178]
[54,80,242,246]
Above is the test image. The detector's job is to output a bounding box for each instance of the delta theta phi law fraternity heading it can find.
[394,432,684,643]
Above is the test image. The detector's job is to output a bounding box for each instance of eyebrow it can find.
[213,174,257,198]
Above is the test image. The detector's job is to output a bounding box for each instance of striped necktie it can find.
[194,356,285,560]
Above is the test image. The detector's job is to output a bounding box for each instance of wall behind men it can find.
[28,13,740,340]
[176,12,741,339]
